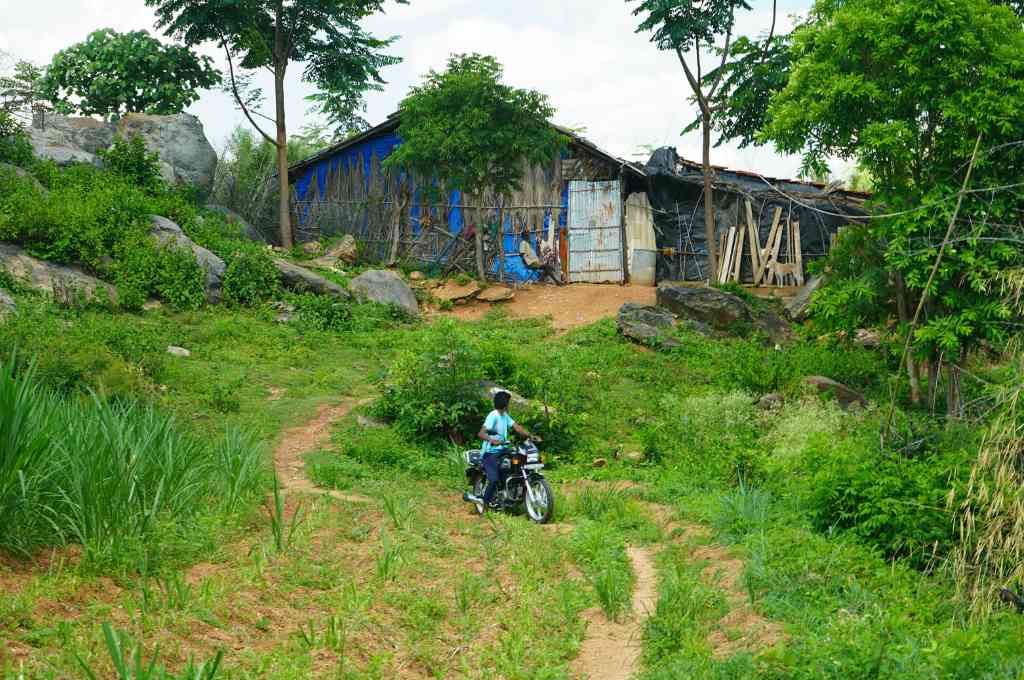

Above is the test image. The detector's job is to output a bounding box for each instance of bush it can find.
[0,111,33,167]
[223,248,280,306]
[0,359,266,564]
[723,339,887,395]
[97,134,164,194]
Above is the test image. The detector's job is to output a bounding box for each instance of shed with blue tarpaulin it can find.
[287,114,653,284]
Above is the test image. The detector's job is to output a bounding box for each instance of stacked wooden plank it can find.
[717,200,805,287]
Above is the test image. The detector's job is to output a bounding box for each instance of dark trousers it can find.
[482,453,502,505]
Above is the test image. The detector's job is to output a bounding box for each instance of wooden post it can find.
[793,221,804,286]
[755,208,783,285]
[745,200,760,281]
[733,222,745,282]
[720,227,736,284]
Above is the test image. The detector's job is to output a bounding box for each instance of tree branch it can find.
[707,10,735,101]
[677,48,710,117]
[762,0,778,60]
[223,41,277,147]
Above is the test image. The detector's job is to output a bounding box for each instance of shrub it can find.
[723,339,887,395]
[223,248,280,306]
[0,358,266,565]
[96,135,164,194]
[0,111,33,167]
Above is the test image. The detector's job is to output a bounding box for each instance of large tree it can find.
[384,54,564,280]
[37,29,220,120]
[765,0,1024,416]
[146,0,403,249]
[629,0,769,280]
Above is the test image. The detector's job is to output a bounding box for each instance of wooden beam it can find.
[733,222,745,282]
[793,220,805,286]
[720,227,736,284]
[755,208,783,284]
[745,200,761,280]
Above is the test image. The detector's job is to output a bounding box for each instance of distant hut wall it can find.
[647,173,863,284]
[290,134,630,282]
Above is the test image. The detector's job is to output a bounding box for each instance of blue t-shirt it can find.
[481,409,515,456]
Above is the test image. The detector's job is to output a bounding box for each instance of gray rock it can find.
[326,234,358,262]
[803,376,868,411]
[301,241,323,256]
[357,415,387,429]
[0,162,46,192]
[0,242,117,305]
[149,216,225,303]
[758,393,785,410]
[204,205,265,242]
[477,286,515,303]
[657,283,751,328]
[273,259,350,299]
[350,270,419,317]
[617,303,681,350]
[166,346,191,358]
[30,113,218,193]
[474,381,555,415]
[786,276,824,321]
[0,289,15,319]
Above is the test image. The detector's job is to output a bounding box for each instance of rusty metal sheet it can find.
[567,180,624,283]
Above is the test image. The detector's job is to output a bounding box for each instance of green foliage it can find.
[386,54,565,202]
[0,110,33,167]
[0,359,265,564]
[722,338,887,394]
[629,0,752,53]
[223,248,280,307]
[38,29,220,119]
[77,623,223,680]
[570,521,635,621]
[98,135,164,193]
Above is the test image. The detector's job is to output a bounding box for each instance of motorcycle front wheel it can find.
[471,474,486,515]
[525,477,554,524]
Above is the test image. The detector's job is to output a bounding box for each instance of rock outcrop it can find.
[29,113,218,193]
[350,270,419,317]
[478,286,515,303]
[326,234,358,263]
[273,259,350,299]
[803,376,868,411]
[0,162,46,192]
[204,205,264,243]
[617,303,681,349]
[434,280,480,304]
[0,289,15,318]
[657,283,793,344]
[0,242,117,305]
[149,216,225,303]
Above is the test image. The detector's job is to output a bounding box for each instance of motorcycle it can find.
[461,435,554,524]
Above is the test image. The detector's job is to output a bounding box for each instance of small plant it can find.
[207,380,242,414]
[222,248,280,307]
[97,135,164,194]
[382,494,415,530]
[0,110,34,167]
[375,534,403,581]
[76,623,223,680]
[297,615,347,654]
[266,475,304,553]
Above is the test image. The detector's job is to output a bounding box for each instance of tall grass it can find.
[0,358,266,566]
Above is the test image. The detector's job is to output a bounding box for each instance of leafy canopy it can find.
[770,0,1024,359]
[38,29,220,119]
[146,0,401,140]
[385,54,565,199]
[629,0,752,53]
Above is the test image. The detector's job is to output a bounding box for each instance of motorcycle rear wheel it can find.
[525,478,554,524]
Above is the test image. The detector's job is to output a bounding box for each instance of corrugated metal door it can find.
[567,180,624,283]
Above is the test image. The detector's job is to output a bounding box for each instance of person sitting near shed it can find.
[519,226,563,285]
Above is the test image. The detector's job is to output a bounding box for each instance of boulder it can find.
[0,162,46,192]
[308,256,343,271]
[117,114,217,192]
[204,205,264,242]
[149,216,225,303]
[758,393,785,410]
[656,283,793,344]
[357,414,387,429]
[301,241,323,256]
[854,328,883,349]
[657,283,751,328]
[0,289,15,318]
[434,280,481,303]
[617,303,681,350]
[0,242,117,305]
[29,113,218,193]
[786,276,824,322]
[478,286,515,303]
[272,259,350,299]
[166,346,191,358]
[474,381,554,414]
[803,376,868,411]
[325,234,358,263]
[350,270,419,317]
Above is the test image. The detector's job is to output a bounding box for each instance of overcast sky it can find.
[0,0,838,179]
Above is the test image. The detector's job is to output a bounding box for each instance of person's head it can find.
[493,390,511,412]
[520,226,530,239]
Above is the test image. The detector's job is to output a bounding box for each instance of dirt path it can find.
[273,400,370,503]
[442,283,656,332]
[573,546,659,680]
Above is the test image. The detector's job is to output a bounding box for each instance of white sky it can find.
[0,0,844,180]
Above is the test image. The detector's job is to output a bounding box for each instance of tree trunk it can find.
[893,272,922,404]
[947,353,965,421]
[273,7,293,249]
[497,199,506,283]
[927,355,941,414]
[702,114,718,281]
[474,202,485,279]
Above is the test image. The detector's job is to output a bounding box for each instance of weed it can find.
[376,534,403,581]
[266,475,304,553]
[382,494,415,530]
[76,623,223,680]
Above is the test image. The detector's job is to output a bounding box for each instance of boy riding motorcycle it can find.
[470,390,539,510]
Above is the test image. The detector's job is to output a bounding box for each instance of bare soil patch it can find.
[442,283,656,332]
